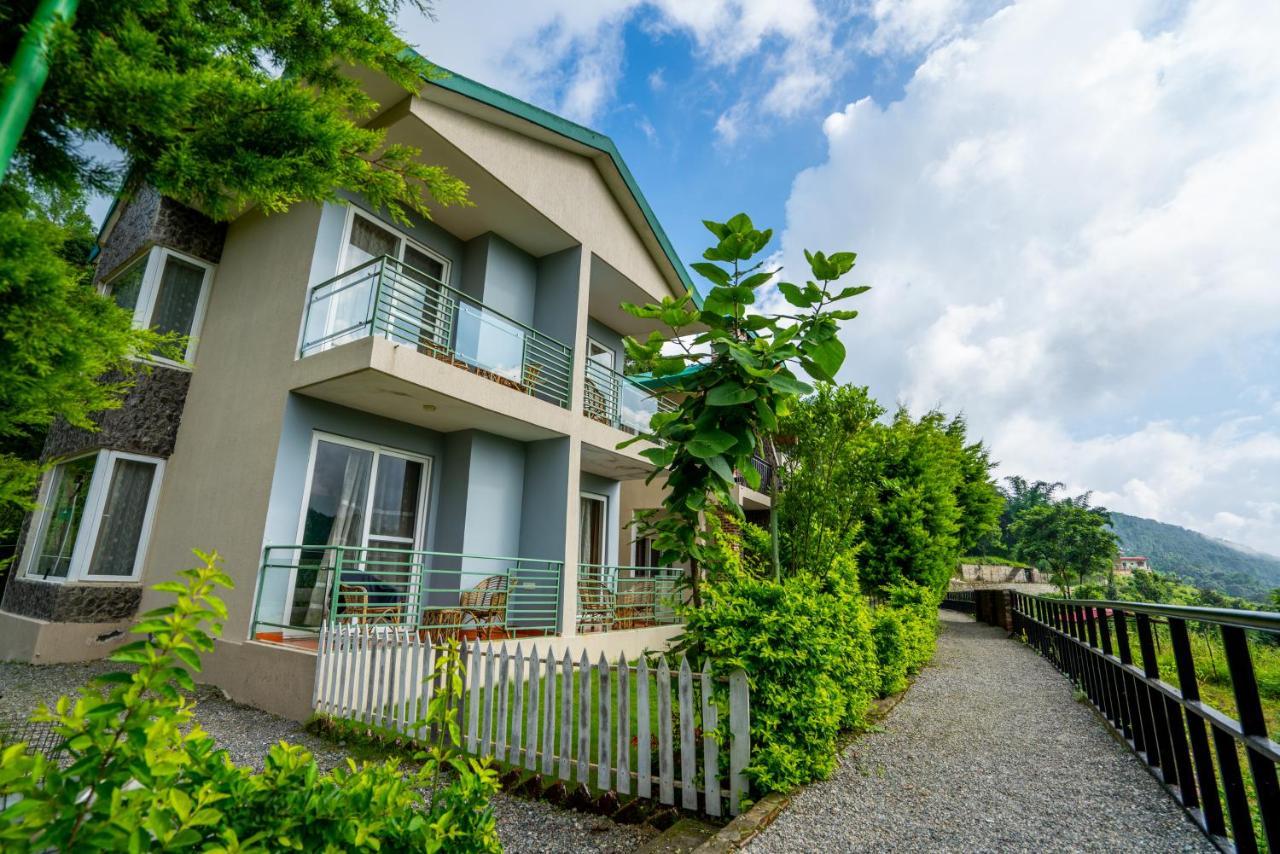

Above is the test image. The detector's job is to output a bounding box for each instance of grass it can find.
[460,661,706,789]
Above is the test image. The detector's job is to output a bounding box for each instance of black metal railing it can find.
[734,455,774,492]
[1011,593,1279,852]
[941,589,976,613]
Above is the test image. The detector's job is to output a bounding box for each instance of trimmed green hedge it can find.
[685,557,941,792]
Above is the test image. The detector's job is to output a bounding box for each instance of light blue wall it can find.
[517,439,571,562]
[534,246,581,349]
[579,472,622,566]
[258,394,448,625]
[308,198,464,290]
[461,431,526,560]
[586,317,625,368]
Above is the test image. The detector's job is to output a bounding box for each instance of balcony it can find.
[583,360,677,435]
[252,545,564,644]
[300,256,574,409]
[576,564,684,633]
[734,455,775,492]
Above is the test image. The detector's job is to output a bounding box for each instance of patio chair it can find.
[337,583,400,625]
[459,575,508,639]
[420,607,464,644]
[577,582,616,633]
[614,579,656,629]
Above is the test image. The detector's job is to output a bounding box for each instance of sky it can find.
[392,0,1280,554]
[82,0,1280,553]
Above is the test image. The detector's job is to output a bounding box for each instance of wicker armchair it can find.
[420,607,464,643]
[577,582,616,633]
[459,575,508,638]
[613,579,656,629]
[337,584,400,625]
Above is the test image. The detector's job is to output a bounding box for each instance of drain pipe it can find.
[0,0,78,180]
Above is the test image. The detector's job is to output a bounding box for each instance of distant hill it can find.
[1108,512,1280,601]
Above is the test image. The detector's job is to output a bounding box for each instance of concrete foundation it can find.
[0,609,134,663]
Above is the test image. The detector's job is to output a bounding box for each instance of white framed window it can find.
[21,450,165,583]
[586,338,615,371]
[101,246,215,366]
[339,208,450,282]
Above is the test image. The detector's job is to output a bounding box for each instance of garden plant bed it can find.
[0,659,657,853]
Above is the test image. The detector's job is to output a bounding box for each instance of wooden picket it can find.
[313,626,751,816]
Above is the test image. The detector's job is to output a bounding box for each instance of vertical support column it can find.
[556,246,592,638]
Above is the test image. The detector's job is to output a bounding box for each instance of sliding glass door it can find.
[290,435,430,628]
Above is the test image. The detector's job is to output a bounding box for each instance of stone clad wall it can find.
[958,563,1047,584]
[2,578,142,623]
[42,365,192,462]
[93,185,226,283]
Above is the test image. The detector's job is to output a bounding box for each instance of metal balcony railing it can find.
[734,455,774,492]
[299,256,574,408]
[252,544,563,641]
[583,360,678,434]
[576,564,684,633]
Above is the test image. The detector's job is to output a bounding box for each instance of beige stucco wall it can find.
[415,99,676,305]
[201,639,318,721]
[137,204,325,640]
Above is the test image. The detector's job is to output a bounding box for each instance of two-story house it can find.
[0,66,771,719]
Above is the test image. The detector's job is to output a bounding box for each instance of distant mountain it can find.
[1108,512,1280,601]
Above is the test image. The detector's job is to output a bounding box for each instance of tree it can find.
[775,383,883,575]
[0,1,468,532]
[858,409,965,594]
[3,0,467,220]
[987,475,1064,556]
[1010,499,1119,597]
[622,213,868,602]
[945,415,1003,556]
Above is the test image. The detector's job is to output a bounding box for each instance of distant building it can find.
[1114,555,1151,575]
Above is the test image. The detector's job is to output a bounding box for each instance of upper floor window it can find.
[342,210,448,282]
[22,450,165,583]
[103,247,215,365]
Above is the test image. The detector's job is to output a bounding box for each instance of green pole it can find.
[0,0,78,180]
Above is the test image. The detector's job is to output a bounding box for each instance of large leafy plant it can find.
[623,213,867,596]
[0,551,500,852]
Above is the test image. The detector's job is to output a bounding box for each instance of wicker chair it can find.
[577,581,616,633]
[459,575,508,638]
[337,584,400,625]
[420,608,464,643]
[613,579,656,629]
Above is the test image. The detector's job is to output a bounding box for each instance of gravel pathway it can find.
[0,659,654,853]
[749,610,1214,854]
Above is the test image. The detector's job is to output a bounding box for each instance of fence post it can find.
[330,547,345,626]
[728,668,750,817]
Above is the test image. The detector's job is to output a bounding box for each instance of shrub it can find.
[872,609,908,697]
[0,550,501,852]
[682,550,879,792]
[887,582,941,674]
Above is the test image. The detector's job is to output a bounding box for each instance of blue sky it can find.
[400,0,1280,554]
[86,1,1280,554]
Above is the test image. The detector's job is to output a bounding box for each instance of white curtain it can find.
[304,451,372,624]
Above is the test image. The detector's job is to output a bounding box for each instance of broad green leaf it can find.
[805,336,846,380]
[706,455,735,484]
[708,382,757,406]
[686,429,737,458]
[834,284,870,300]
[767,372,813,396]
[726,212,753,234]
[777,281,816,308]
[690,262,730,286]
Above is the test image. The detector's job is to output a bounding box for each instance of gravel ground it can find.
[0,658,655,854]
[748,610,1215,854]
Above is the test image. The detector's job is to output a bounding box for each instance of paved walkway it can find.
[749,610,1214,853]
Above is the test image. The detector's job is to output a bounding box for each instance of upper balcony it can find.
[291,255,577,441]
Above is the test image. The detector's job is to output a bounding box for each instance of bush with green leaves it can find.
[0,550,500,852]
[871,609,908,697]
[886,582,941,673]
[684,550,878,792]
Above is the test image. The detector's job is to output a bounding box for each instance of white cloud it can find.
[401,1,844,126]
[714,102,749,144]
[780,0,1280,551]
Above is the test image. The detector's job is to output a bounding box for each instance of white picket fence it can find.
[312,624,752,816]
